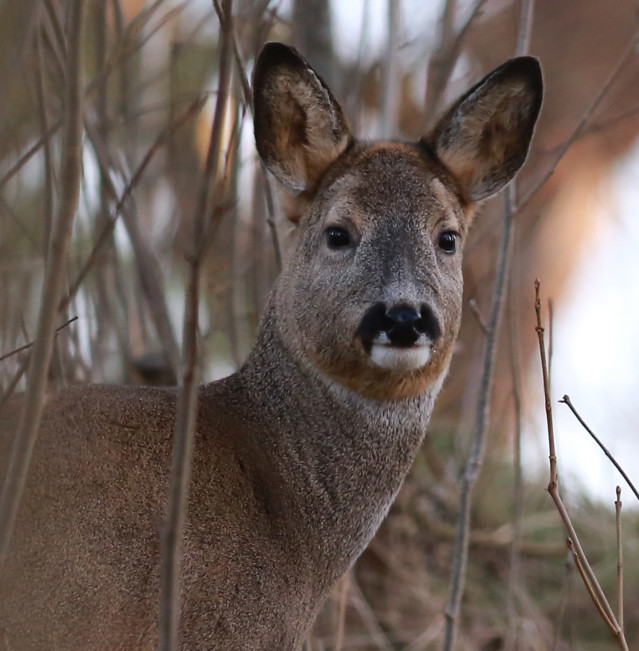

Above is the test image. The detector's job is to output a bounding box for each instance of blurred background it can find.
[1,0,639,648]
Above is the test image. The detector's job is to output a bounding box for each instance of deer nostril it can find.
[386,305,420,325]
[416,304,441,342]
[385,305,421,347]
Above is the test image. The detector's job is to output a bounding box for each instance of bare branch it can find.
[567,537,616,632]
[85,117,181,377]
[334,572,350,651]
[443,7,536,646]
[559,395,639,503]
[0,119,62,193]
[0,1,85,572]
[534,279,557,487]
[158,0,234,647]
[223,10,282,270]
[380,0,400,138]
[468,297,489,336]
[517,29,639,213]
[615,486,624,632]
[61,95,207,313]
[0,316,78,363]
[424,0,488,128]
[535,281,628,650]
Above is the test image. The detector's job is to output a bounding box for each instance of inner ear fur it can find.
[253,42,352,208]
[425,57,543,202]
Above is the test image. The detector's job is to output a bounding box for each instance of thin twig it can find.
[348,577,394,651]
[34,24,56,253]
[158,0,234,648]
[517,29,639,214]
[559,395,639,503]
[547,298,554,395]
[566,538,616,632]
[0,358,29,412]
[0,317,78,363]
[468,298,489,335]
[505,254,524,651]
[85,117,181,376]
[334,571,350,651]
[222,8,282,270]
[60,95,207,313]
[534,280,557,487]
[424,0,488,128]
[615,486,624,632]
[0,119,62,192]
[535,281,628,650]
[0,1,85,573]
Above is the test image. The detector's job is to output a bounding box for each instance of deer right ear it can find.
[253,43,352,201]
[425,57,543,202]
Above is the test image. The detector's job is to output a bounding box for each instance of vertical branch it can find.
[443,172,517,651]
[334,572,350,651]
[534,280,557,487]
[92,0,121,379]
[424,0,456,126]
[158,0,234,648]
[423,0,487,129]
[34,24,56,254]
[380,0,400,137]
[515,0,535,55]
[535,281,628,650]
[615,486,624,633]
[442,4,534,649]
[226,21,282,270]
[346,0,371,131]
[0,0,85,572]
[505,262,524,651]
[292,0,334,86]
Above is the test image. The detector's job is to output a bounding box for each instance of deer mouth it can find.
[356,303,440,372]
[369,337,433,371]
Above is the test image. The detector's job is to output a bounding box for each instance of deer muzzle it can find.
[356,302,441,371]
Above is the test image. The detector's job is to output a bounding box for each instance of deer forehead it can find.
[317,143,467,233]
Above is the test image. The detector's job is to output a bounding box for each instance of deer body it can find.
[0,309,437,649]
[0,44,542,649]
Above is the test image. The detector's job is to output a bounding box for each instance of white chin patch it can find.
[370,344,432,371]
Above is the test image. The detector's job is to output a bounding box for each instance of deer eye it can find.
[438,231,458,253]
[325,226,351,249]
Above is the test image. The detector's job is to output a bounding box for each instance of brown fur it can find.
[0,43,541,649]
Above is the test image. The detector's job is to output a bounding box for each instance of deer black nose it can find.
[356,302,442,351]
[385,305,422,347]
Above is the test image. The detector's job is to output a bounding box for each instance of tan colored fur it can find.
[0,43,541,649]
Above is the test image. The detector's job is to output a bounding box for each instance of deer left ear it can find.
[425,57,543,202]
[253,42,352,198]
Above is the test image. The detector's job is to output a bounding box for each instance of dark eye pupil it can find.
[326,227,351,249]
[439,231,457,253]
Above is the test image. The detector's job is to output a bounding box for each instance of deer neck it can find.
[236,299,442,587]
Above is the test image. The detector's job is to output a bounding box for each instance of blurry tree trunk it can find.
[292,0,335,88]
[380,0,400,138]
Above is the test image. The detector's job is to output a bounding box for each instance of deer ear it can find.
[253,42,352,197]
[425,57,543,202]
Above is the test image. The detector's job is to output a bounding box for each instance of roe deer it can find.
[0,43,542,649]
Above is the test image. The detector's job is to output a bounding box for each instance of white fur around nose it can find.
[370,343,432,371]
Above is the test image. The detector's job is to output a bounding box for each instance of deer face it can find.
[253,43,542,401]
